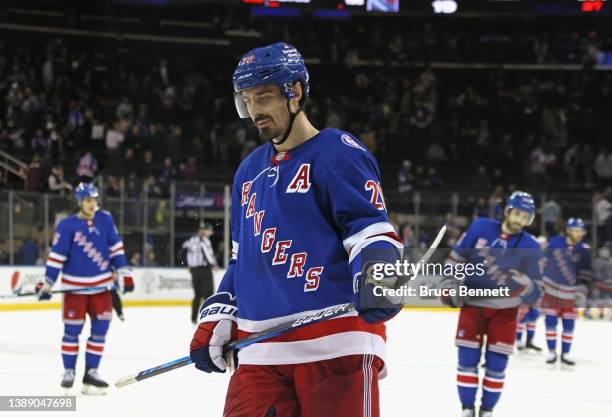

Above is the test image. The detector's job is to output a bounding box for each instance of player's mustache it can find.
[254,116,271,124]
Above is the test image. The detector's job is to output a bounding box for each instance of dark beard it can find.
[258,126,283,142]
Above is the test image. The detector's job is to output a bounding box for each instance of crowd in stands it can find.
[0,14,610,196]
[1,9,611,265]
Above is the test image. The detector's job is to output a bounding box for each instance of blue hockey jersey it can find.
[219,128,403,366]
[45,210,128,294]
[446,217,543,308]
[541,235,593,304]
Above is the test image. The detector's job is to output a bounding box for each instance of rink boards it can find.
[0,266,225,311]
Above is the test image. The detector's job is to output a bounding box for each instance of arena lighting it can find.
[432,0,457,14]
[345,0,366,5]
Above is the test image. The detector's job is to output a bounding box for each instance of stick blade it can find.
[115,374,138,388]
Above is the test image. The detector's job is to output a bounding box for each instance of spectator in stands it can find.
[121,148,137,178]
[595,188,612,245]
[398,159,414,193]
[31,129,49,156]
[26,153,43,191]
[130,251,142,267]
[594,147,612,187]
[425,140,448,162]
[563,143,580,189]
[444,212,461,246]
[473,197,489,219]
[529,142,556,190]
[425,167,443,188]
[116,97,134,121]
[401,224,417,249]
[139,150,156,178]
[105,122,125,155]
[144,175,162,198]
[75,151,98,182]
[182,157,197,182]
[145,248,158,267]
[541,196,562,236]
[106,176,121,197]
[48,164,72,194]
[17,236,39,265]
[471,165,492,190]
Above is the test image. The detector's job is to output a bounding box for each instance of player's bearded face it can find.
[505,209,530,233]
[241,86,289,142]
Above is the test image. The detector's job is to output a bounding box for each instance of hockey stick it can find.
[115,225,447,388]
[0,285,116,299]
[115,303,356,388]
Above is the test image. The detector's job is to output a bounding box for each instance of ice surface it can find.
[0,308,610,417]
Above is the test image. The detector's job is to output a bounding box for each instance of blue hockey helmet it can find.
[232,42,310,119]
[566,217,586,231]
[75,182,99,201]
[505,191,536,225]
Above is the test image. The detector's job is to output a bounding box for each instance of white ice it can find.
[0,308,610,417]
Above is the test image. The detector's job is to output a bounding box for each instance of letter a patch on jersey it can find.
[286,163,311,193]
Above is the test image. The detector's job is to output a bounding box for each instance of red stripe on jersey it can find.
[110,246,124,254]
[238,316,386,344]
[457,374,479,385]
[348,231,402,257]
[483,378,504,390]
[48,257,64,264]
[61,277,113,287]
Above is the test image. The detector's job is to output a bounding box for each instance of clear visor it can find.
[233,92,250,119]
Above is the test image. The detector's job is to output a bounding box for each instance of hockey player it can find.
[515,307,541,352]
[590,246,612,320]
[189,42,403,417]
[36,183,134,394]
[443,191,543,417]
[541,217,593,366]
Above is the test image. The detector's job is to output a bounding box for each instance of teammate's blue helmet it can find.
[505,191,536,225]
[232,42,310,119]
[566,217,586,230]
[75,183,99,201]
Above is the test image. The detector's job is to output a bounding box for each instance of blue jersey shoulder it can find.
[471,217,500,232]
[548,235,566,248]
[57,214,79,230]
[316,128,373,166]
[519,231,541,249]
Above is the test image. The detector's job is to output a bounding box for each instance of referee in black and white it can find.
[183,222,218,324]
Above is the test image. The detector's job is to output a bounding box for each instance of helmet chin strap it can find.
[271,100,301,147]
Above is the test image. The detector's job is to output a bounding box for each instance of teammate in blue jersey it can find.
[189,42,403,417]
[36,183,134,394]
[443,191,543,417]
[541,217,593,366]
[515,307,542,352]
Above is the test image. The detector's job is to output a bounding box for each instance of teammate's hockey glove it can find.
[439,278,463,308]
[117,268,134,294]
[35,281,52,301]
[190,292,238,373]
